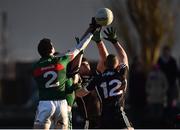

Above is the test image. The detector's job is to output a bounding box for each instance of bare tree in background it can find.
[104,0,179,70]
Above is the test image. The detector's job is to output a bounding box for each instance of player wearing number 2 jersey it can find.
[76,27,134,129]
[32,18,101,130]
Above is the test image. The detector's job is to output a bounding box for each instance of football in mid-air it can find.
[95,8,113,26]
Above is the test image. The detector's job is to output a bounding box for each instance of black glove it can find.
[92,28,102,43]
[103,27,118,44]
[75,37,80,44]
[89,17,101,33]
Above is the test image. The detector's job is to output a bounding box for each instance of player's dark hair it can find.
[105,54,117,69]
[82,57,88,63]
[38,38,53,57]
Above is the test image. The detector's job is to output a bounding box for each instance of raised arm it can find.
[66,18,101,61]
[66,31,93,61]
[104,27,129,68]
[113,41,129,68]
[66,37,84,78]
[92,29,109,73]
[96,41,109,72]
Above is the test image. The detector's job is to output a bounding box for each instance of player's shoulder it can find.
[116,63,128,75]
[54,54,68,62]
[117,63,128,70]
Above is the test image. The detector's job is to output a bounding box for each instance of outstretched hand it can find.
[103,27,118,44]
[92,28,102,43]
[89,17,101,33]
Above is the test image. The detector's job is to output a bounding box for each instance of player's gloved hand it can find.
[92,28,102,43]
[75,37,80,44]
[103,27,118,44]
[89,17,101,33]
[73,83,82,91]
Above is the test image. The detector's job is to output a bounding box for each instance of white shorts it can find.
[34,100,68,129]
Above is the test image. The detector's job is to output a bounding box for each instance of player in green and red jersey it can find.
[65,41,84,129]
[32,18,100,129]
[65,75,82,129]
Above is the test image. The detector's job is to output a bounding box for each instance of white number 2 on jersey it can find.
[100,79,123,98]
[43,71,60,88]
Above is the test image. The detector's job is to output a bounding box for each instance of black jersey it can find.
[86,64,128,107]
[76,73,101,129]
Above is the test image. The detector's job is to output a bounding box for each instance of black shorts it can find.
[100,106,132,129]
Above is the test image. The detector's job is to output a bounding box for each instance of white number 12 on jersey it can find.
[100,79,123,98]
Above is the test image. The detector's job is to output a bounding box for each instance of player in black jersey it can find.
[76,27,134,129]
[66,29,108,129]
[70,29,108,129]
[75,57,101,129]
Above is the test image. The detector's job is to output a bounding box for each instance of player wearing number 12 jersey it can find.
[32,19,101,129]
[76,27,133,129]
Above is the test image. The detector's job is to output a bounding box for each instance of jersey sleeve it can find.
[57,55,72,67]
[117,63,128,78]
[65,33,93,61]
[66,51,83,78]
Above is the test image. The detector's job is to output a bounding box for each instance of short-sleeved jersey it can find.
[86,64,128,107]
[32,55,72,100]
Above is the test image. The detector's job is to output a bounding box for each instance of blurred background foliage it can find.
[104,0,179,71]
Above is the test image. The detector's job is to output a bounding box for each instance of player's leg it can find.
[54,99,68,129]
[33,101,56,129]
[68,106,73,129]
[120,107,134,130]
[76,97,89,129]
[99,106,113,129]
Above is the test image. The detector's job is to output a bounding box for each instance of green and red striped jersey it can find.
[32,55,72,100]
